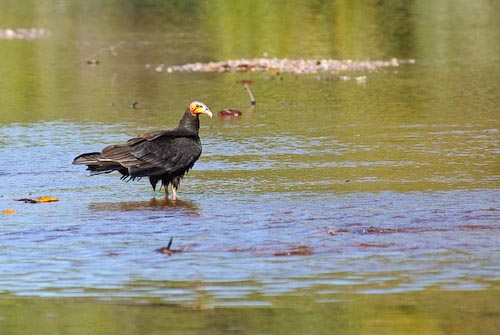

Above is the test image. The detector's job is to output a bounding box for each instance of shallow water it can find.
[1,0,500,334]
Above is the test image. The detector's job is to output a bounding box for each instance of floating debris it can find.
[82,41,125,65]
[2,209,16,215]
[166,57,415,74]
[155,237,185,255]
[155,64,165,73]
[16,196,59,204]
[0,28,50,40]
[274,245,313,256]
[218,79,256,117]
[86,59,100,65]
[218,108,242,118]
[359,226,394,234]
[237,79,256,105]
[328,229,350,235]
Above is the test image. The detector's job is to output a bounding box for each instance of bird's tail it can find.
[73,152,126,174]
[73,152,102,165]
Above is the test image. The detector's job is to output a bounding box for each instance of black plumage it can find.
[73,101,212,199]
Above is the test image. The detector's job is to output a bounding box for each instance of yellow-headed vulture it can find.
[73,101,212,199]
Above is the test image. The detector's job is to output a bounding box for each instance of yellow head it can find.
[189,101,213,118]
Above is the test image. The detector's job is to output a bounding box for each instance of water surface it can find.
[1,1,499,334]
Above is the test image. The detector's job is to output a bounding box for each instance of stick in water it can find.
[238,80,256,106]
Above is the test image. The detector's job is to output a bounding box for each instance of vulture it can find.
[73,101,212,199]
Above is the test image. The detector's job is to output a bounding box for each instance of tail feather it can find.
[73,152,102,165]
[73,152,127,175]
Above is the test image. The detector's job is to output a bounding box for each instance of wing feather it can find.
[75,128,202,178]
[128,131,202,175]
[94,129,201,177]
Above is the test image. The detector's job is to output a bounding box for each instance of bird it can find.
[73,101,212,199]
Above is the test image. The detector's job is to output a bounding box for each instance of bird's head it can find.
[189,101,213,118]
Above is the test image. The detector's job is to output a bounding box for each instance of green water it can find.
[1,1,499,334]
[1,289,499,335]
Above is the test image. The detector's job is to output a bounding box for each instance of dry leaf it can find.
[36,196,59,203]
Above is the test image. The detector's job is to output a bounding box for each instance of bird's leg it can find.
[161,178,169,197]
[172,187,177,200]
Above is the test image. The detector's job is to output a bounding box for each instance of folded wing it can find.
[73,129,202,178]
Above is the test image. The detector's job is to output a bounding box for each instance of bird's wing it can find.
[99,129,201,175]
[128,129,202,173]
[100,143,141,168]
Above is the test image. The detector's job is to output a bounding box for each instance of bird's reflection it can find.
[88,197,200,216]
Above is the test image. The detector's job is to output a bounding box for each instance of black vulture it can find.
[73,101,212,199]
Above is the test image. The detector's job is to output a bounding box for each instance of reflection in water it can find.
[89,197,200,216]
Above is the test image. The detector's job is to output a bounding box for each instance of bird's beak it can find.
[200,106,213,118]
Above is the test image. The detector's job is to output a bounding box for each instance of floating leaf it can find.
[36,196,59,203]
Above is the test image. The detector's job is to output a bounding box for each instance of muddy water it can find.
[1,1,500,334]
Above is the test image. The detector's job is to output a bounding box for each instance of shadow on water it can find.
[88,197,200,216]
